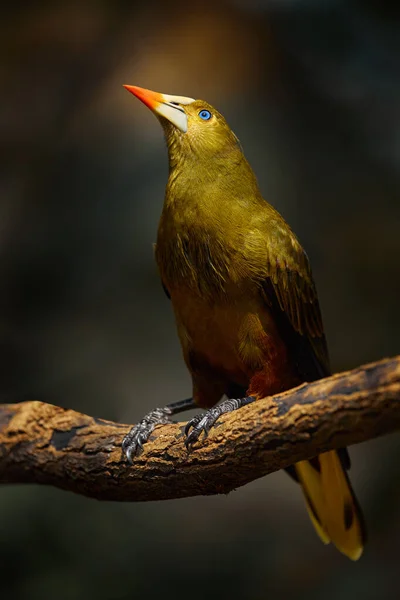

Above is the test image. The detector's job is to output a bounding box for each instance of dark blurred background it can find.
[1,1,400,598]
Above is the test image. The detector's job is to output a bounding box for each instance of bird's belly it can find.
[170,288,296,401]
[176,296,250,385]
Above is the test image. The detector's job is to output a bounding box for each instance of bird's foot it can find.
[184,396,256,450]
[122,407,173,463]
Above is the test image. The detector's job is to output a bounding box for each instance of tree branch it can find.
[0,356,399,501]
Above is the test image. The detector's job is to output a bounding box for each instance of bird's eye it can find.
[198,109,212,121]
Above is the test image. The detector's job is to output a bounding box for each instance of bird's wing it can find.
[260,223,330,381]
[259,218,353,479]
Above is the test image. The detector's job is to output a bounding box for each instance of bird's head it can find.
[123,85,241,167]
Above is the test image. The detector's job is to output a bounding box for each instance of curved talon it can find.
[184,410,220,450]
[185,432,198,451]
[184,421,193,436]
[122,407,173,462]
[183,397,256,451]
[184,414,202,437]
[185,424,207,450]
[125,445,135,465]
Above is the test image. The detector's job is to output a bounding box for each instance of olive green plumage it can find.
[126,89,365,560]
[156,100,329,377]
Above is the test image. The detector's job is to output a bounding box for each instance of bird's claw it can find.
[184,406,223,450]
[123,397,256,459]
[122,423,153,463]
[122,407,172,463]
[184,396,256,451]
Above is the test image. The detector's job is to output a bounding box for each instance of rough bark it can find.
[0,356,399,501]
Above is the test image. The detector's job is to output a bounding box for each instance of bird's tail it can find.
[295,450,365,560]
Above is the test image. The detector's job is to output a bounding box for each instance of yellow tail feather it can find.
[295,451,364,560]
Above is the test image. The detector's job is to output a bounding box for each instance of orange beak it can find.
[123,85,195,133]
[123,85,164,111]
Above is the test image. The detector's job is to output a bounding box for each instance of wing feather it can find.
[259,219,352,474]
[260,228,330,381]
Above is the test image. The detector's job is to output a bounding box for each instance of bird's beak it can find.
[123,85,195,133]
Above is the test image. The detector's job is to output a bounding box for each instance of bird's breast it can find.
[155,210,236,298]
[155,196,299,400]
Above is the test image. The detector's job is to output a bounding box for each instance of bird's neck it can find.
[164,144,258,212]
[156,146,262,297]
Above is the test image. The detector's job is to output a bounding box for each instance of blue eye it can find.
[198,109,212,121]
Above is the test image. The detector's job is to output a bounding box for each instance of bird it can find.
[122,84,365,560]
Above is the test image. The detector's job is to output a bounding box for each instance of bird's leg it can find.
[184,396,256,450]
[122,397,196,463]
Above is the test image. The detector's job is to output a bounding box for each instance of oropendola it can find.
[122,85,365,560]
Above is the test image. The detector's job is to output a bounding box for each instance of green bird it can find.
[122,85,365,560]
